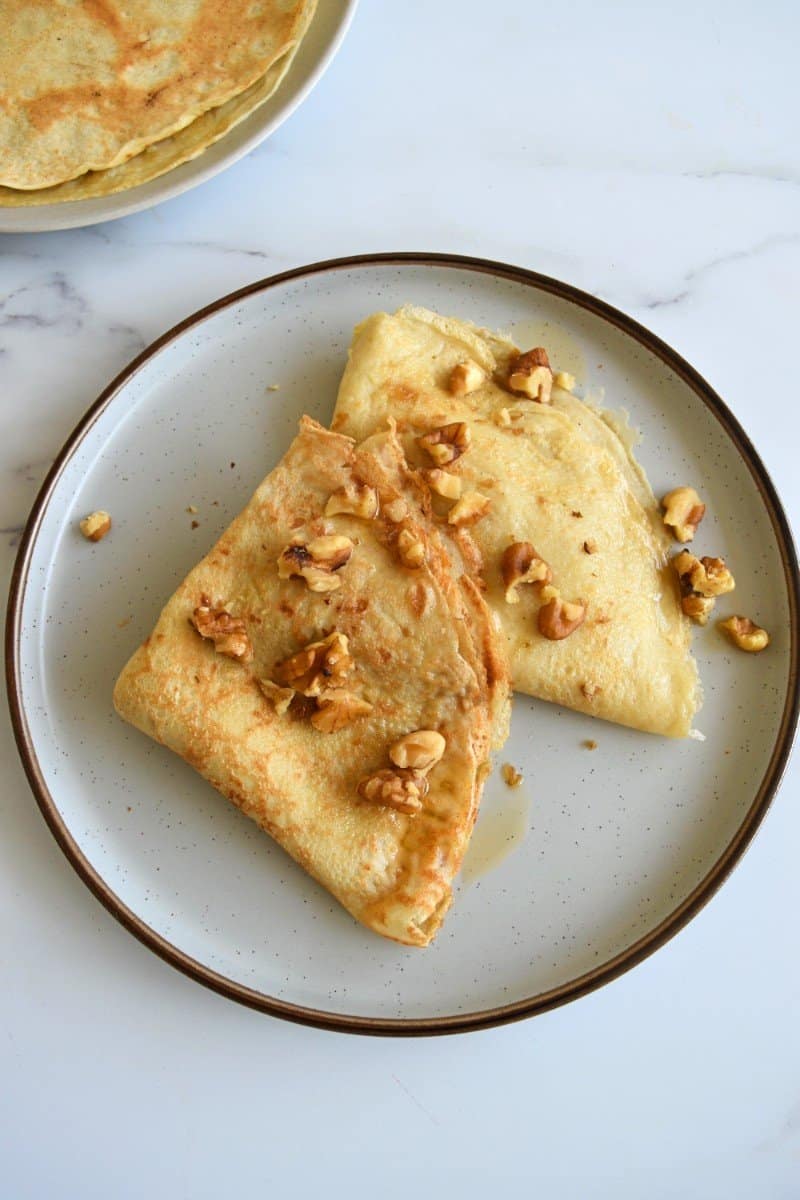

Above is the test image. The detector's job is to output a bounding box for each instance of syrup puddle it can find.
[460,769,532,884]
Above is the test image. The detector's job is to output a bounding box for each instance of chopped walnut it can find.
[325,482,379,520]
[191,601,253,662]
[501,763,523,788]
[495,407,512,428]
[447,491,491,527]
[508,348,553,403]
[257,678,295,715]
[311,691,374,732]
[79,510,112,542]
[417,421,471,466]
[389,729,446,772]
[581,681,602,700]
[273,631,352,697]
[538,594,587,640]
[423,468,462,500]
[553,370,576,392]
[382,497,408,524]
[448,360,485,396]
[662,487,706,542]
[673,550,735,598]
[357,768,428,815]
[719,615,770,653]
[501,541,552,603]
[681,593,716,625]
[397,527,426,569]
[277,534,354,593]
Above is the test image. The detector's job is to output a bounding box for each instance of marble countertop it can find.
[2,2,799,1196]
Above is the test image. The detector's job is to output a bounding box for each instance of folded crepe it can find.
[114,417,510,946]
[0,0,315,204]
[331,307,700,738]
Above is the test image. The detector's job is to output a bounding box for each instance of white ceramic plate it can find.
[8,255,798,1034]
[0,1,358,235]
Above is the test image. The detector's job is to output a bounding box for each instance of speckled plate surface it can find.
[7,254,798,1034]
[0,1,358,235]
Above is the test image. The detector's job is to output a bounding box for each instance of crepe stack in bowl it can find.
[114,418,511,947]
[0,0,316,206]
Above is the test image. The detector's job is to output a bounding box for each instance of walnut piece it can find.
[662,487,706,543]
[191,601,253,662]
[495,407,512,428]
[397,527,426,569]
[448,360,485,396]
[381,496,408,524]
[501,763,523,788]
[389,729,446,772]
[417,421,471,466]
[79,510,112,542]
[719,615,770,653]
[553,370,576,392]
[447,491,491,527]
[257,678,295,715]
[501,541,552,603]
[311,691,374,732]
[357,768,427,815]
[673,550,735,598]
[508,348,553,403]
[277,534,354,593]
[423,468,462,500]
[538,594,587,640]
[273,631,352,697]
[325,482,379,520]
[581,681,602,700]
[681,593,716,625]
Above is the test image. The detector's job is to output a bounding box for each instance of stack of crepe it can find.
[0,0,316,206]
[114,307,700,946]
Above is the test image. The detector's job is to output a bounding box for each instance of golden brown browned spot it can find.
[388,383,418,405]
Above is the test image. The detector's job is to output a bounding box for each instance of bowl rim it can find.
[7,251,799,1036]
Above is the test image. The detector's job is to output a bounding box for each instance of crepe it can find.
[0,0,314,195]
[113,417,510,946]
[331,307,700,738]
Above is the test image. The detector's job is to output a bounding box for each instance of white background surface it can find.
[2,2,799,1196]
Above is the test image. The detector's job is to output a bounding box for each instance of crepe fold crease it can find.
[114,417,511,946]
[331,306,700,738]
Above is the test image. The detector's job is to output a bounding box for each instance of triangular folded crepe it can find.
[331,307,699,737]
[114,417,510,946]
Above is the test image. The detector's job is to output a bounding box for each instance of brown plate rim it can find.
[6,251,799,1037]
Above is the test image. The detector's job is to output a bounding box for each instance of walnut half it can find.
[357,768,428,815]
[277,534,354,593]
[191,600,253,662]
[501,541,552,603]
